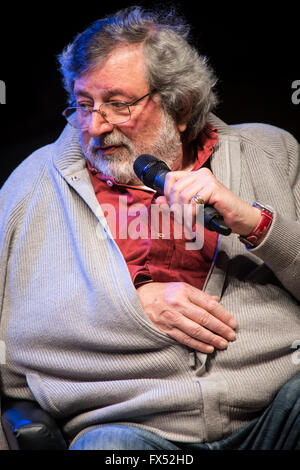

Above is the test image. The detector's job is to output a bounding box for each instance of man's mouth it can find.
[97,145,122,156]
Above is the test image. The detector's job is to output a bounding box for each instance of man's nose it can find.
[87,110,114,137]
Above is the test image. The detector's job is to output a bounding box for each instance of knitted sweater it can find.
[0,114,300,448]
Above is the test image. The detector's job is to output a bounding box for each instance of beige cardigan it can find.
[0,114,299,448]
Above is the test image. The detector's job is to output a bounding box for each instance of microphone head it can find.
[133,154,160,180]
[133,154,170,189]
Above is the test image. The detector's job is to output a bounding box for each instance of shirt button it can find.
[106,180,113,187]
[157,233,165,239]
[71,175,80,182]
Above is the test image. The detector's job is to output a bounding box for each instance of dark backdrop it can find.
[0,1,299,188]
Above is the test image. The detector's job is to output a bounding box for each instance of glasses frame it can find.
[62,92,152,129]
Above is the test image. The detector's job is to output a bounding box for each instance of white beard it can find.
[80,111,182,185]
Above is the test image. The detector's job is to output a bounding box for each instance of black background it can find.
[0,1,299,188]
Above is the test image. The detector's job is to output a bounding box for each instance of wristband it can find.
[239,202,273,249]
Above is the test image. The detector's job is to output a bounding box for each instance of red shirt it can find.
[87,123,219,289]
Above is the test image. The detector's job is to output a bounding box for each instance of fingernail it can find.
[228,331,236,341]
[220,340,228,349]
[229,319,237,328]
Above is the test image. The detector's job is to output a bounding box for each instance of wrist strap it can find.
[239,202,273,249]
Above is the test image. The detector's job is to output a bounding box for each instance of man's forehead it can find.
[74,44,147,96]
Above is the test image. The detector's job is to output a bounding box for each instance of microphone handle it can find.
[203,206,232,236]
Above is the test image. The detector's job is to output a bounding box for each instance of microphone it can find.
[133,154,231,236]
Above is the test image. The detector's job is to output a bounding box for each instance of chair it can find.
[1,398,67,450]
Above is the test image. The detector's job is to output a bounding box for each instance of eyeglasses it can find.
[62,92,152,129]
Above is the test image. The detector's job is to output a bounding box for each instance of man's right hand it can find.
[137,282,237,353]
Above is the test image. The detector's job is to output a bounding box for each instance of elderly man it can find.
[0,6,299,451]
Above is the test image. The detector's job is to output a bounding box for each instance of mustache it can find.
[88,132,131,153]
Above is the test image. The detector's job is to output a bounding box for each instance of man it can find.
[0,6,299,450]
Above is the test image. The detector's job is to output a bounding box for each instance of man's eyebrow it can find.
[103,89,137,101]
[74,88,137,101]
[74,89,92,99]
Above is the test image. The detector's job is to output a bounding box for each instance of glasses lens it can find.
[63,103,131,128]
[101,102,130,124]
[64,107,89,129]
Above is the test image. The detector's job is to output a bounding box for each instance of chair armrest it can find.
[1,399,67,450]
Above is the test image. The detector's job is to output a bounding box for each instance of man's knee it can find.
[70,424,160,450]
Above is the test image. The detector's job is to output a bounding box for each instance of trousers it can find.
[70,372,300,450]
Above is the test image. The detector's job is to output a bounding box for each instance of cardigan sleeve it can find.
[0,179,27,450]
[249,130,300,302]
[0,181,28,322]
[0,144,49,322]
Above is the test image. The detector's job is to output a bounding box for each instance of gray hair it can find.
[57,5,218,142]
